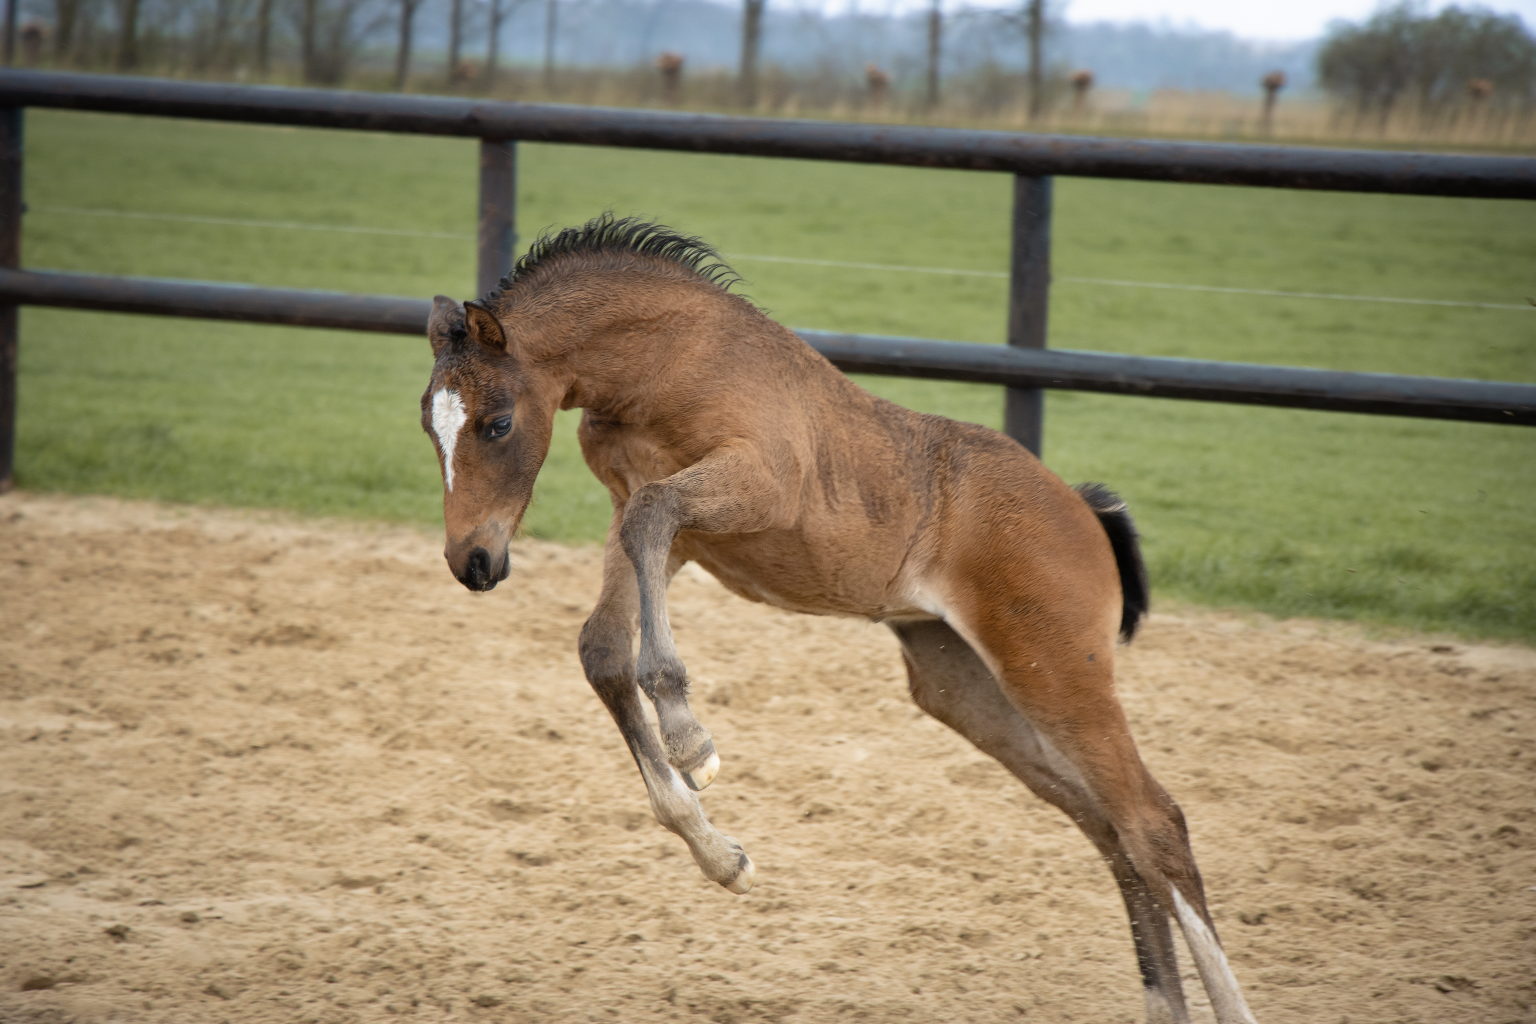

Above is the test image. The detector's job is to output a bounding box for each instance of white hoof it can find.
[683,749,720,792]
[723,852,756,895]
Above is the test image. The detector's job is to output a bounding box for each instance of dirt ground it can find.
[0,491,1532,1024]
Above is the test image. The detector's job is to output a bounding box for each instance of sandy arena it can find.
[0,491,1531,1023]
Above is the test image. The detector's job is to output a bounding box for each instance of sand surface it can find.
[0,491,1532,1024]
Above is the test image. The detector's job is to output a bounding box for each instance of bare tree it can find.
[196,0,236,72]
[485,0,508,89]
[301,0,317,81]
[447,0,461,86]
[1025,0,1043,120]
[255,0,272,75]
[992,0,1052,119]
[542,0,555,91]
[738,0,764,107]
[52,0,81,63]
[4,0,17,63]
[115,0,141,69]
[925,0,941,109]
[299,0,385,86]
[394,0,420,89]
[1319,3,1536,124]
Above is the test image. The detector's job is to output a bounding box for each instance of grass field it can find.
[13,110,1536,640]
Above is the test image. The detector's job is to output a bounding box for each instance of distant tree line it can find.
[1318,3,1536,119]
[17,0,563,87]
[33,0,393,84]
[12,0,1064,111]
[23,0,1535,130]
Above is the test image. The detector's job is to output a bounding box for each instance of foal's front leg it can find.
[620,491,718,791]
[620,447,793,790]
[578,510,755,893]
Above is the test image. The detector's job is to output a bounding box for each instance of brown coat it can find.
[421,216,1257,1023]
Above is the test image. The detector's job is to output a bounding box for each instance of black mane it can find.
[482,213,741,305]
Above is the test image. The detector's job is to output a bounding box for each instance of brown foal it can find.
[420,215,1258,1023]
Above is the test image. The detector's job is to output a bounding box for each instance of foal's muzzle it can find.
[456,545,510,592]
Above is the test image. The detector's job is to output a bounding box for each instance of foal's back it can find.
[591,292,1115,629]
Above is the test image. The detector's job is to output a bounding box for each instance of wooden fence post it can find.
[477,139,517,300]
[0,108,20,493]
[1005,174,1051,457]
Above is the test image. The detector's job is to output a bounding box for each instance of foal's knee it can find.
[619,485,682,564]
[578,616,635,697]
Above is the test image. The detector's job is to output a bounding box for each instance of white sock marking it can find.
[1171,887,1257,1023]
[430,388,467,492]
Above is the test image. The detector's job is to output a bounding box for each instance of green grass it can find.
[14,110,1536,641]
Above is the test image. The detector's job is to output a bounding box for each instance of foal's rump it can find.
[908,416,1128,648]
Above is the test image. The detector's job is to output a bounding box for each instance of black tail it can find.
[1074,483,1150,643]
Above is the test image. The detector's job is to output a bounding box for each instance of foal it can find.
[420,215,1258,1024]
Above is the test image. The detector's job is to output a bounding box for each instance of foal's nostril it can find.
[464,547,492,591]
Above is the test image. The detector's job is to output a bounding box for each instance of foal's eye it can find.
[488,416,512,439]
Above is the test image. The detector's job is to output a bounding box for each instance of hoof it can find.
[722,851,756,895]
[682,748,721,792]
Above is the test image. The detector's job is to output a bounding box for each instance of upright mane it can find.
[482,213,742,307]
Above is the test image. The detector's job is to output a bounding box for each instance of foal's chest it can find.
[576,415,694,500]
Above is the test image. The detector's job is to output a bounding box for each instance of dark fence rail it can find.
[8,268,1531,426]
[801,330,1536,425]
[3,70,1536,199]
[1,71,1534,493]
[0,269,434,334]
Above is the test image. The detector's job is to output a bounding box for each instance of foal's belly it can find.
[674,529,922,621]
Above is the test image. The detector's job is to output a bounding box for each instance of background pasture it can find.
[13,109,1536,639]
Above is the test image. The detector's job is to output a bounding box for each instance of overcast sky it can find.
[836,0,1536,42]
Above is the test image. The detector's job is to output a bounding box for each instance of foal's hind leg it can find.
[576,510,754,893]
[927,604,1258,1024]
[890,619,1191,1024]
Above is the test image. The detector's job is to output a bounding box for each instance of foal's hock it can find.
[419,214,1259,1023]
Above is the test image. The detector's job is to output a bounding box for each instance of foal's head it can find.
[422,215,742,591]
[421,294,560,591]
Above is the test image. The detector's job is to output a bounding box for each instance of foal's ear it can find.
[427,295,467,357]
[463,300,508,354]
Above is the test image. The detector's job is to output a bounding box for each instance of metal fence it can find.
[0,68,1533,492]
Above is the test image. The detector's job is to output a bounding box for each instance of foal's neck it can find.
[511,267,740,417]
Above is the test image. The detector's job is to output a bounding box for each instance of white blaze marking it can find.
[430,388,468,492]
